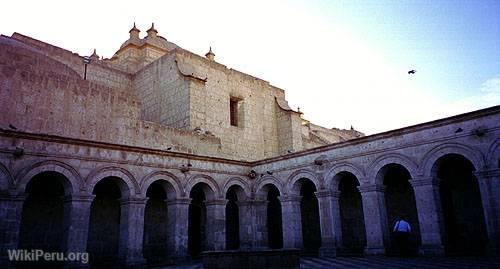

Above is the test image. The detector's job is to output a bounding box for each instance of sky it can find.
[1,0,499,134]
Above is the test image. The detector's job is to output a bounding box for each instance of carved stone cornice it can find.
[278,194,302,203]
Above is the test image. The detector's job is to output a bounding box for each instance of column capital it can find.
[0,193,26,201]
[410,177,439,187]
[357,184,385,193]
[315,190,340,199]
[119,197,148,206]
[237,199,267,207]
[278,194,301,203]
[63,194,95,203]
[474,168,500,179]
[166,197,191,206]
[205,199,227,206]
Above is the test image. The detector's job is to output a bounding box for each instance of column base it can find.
[419,244,445,256]
[364,246,385,255]
[319,247,337,257]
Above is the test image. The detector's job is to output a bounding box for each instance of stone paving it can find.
[157,256,500,269]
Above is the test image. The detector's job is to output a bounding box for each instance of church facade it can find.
[0,24,499,268]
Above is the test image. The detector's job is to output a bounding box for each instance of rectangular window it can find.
[230,99,238,126]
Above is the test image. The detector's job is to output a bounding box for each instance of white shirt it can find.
[393,220,411,233]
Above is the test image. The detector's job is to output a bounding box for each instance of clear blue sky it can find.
[318,0,500,100]
[1,0,499,134]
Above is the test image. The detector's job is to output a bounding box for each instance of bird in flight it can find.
[408,70,416,75]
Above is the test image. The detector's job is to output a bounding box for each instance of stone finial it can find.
[129,22,140,39]
[205,46,215,61]
[90,49,99,61]
[146,23,158,38]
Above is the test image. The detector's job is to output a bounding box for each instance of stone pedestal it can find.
[205,199,226,251]
[166,198,191,262]
[279,195,302,249]
[410,178,444,256]
[0,194,25,269]
[315,190,341,257]
[358,184,387,255]
[475,169,500,256]
[118,197,147,268]
[62,194,94,269]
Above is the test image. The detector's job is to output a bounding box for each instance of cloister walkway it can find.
[158,256,500,269]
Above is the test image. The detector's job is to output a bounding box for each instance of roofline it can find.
[252,105,500,165]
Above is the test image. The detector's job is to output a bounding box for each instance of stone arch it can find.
[368,153,417,185]
[486,138,500,169]
[185,174,220,200]
[85,166,138,197]
[223,177,251,201]
[420,143,485,178]
[15,160,82,195]
[140,171,182,199]
[324,162,365,191]
[286,169,322,195]
[0,162,14,192]
[254,175,284,198]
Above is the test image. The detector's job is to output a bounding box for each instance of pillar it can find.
[205,199,226,250]
[237,199,258,249]
[166,198,190,261]
[0,194,25,269]
[62,194,94,268]
[410,177,445,256]
[475,169,500,256]
[119,197,147,268]
[279,194,302,249]
[358,184,388,255]
[252,199,268,249]
[315,190,342,257]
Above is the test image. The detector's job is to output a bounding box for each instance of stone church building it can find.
[0,24,499,268]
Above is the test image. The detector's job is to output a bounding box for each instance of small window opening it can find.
[230,99,239,126]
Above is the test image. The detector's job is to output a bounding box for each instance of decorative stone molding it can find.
[205,199,227,206]
[315,190,340,199]
[357,184,385,193]
[119,197,148,206]
[474,168,500,179]
[410,177,439,187]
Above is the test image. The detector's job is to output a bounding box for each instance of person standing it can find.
[393,216,412,256]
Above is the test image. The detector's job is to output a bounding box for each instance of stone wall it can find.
[0,37,223,157]
[10,33,133,93]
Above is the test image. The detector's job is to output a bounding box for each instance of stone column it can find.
[237,200,257,249]
[118,197,147,268]
[166,198,190,261]
[358,184,388,255]
[252,199,268,249]
[475,169,500,256]
[0,193,25,269]
[205,199,226,250]
[315,190,341,257]
[410,177,445,256]
[279,194,302,249]
[62,194,95,269]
